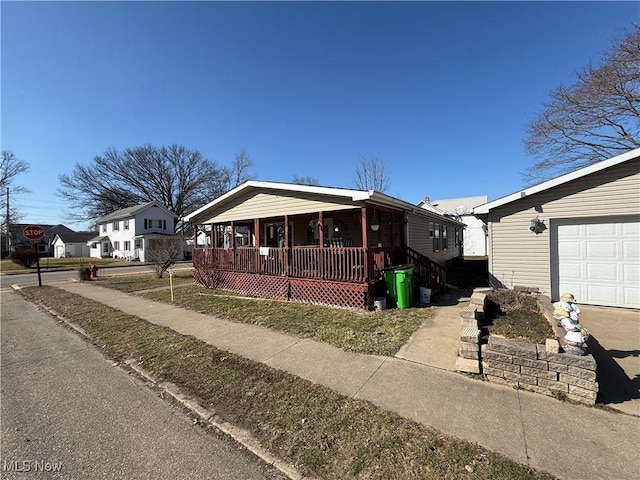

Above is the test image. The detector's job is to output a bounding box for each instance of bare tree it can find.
[291,175,319,186]
[144,236,183,278]
[353,156,391,192]
[1,151,29,192]
[524,25,640,183]
[221,148,255,191]
[1,151,30,240]
[58,144,247,224]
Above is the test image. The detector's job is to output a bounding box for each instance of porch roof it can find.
[184,180,461,225]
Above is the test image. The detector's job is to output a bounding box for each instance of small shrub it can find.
[10,248,39,268]
[78,267,92,281]
[551,390,567,401]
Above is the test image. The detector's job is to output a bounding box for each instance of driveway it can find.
[578,305,640,416]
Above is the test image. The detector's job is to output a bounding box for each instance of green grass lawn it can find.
[0,257,125,274]
[19,285,556,480]
[96,269,194,292]
[99,273,432,356]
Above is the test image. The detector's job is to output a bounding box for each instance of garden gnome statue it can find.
[553,293,589,355]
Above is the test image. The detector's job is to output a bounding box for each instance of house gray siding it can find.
[487,158,640,296]
[407,212,461,264]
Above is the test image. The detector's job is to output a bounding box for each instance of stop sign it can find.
[23,225,45,243]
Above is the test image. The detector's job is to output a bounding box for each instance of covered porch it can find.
[191,205,446,309]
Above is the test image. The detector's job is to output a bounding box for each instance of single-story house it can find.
[88,201,180,262]
[52,231,97,258]
[4,224,74,257]
[427,195,488,256]
[473,148,639,309]
[184,181,464,309]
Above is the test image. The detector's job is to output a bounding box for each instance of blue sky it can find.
[2,1,637,229]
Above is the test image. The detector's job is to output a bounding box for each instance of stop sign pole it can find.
[23,225,45,287]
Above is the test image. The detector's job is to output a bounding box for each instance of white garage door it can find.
[556,218,639,309]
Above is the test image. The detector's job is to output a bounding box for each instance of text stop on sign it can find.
[23,225,45,243]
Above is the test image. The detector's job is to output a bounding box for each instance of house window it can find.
[113,221,119,231]
[124,219,129,230]
[442,226,448,250]
[91,243,98,248]
[113,241,119,250]
[162,219,167,230]
[124,241,130,251]
[433,224,440,251]
[103,243,109,254]
[102,224,107,233]
[144,219,149,229]
[429,222,434,239]
[135,239,142,249]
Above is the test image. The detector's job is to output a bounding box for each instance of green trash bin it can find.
[382,268,397,307]
[394,265,414,309]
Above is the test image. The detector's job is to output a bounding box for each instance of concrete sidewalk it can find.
[46,281,640,480]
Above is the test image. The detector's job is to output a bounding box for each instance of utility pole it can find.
[5,187,9,253]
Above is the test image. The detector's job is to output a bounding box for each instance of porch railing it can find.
[194,246,383,283]
[193,245,447,291]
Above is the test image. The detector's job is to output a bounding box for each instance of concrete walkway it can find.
[45,281,640,480]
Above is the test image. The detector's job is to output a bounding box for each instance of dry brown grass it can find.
[20,286,556,480]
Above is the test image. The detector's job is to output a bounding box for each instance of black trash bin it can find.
[79,267,92,281]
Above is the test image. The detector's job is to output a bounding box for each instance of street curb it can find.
[14,287,310,480]
[124,360,311,480]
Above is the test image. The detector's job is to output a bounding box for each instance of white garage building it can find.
[474,148,639,309]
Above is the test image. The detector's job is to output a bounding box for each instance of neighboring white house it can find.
[474,148,639,309]
[87,202,178,262]
[429,196,488,257]
[52,231,96,258]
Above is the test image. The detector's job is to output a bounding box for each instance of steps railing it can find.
[404,246,447,294]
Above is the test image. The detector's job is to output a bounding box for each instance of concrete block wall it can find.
[483,337,598,404]
[455,290,488,375]
[455,288,599,405]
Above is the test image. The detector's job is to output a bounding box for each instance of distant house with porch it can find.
[88,202,178,262]
[184,181,464,310]
[3,223,74,257]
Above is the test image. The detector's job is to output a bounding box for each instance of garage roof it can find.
[473,148,640,214]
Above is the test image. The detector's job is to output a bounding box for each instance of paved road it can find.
[0,264,170,290]
[0,290,286,480]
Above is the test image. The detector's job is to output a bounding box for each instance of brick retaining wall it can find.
[455,288,599,405]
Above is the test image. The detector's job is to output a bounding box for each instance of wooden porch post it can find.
[194,224,199,248]
[361,206,368,280]
[230,221,236,269]
[376,209,383,247]
[318,211,324,278]
[209,224,214,248]
[284,215,289,275]
[254,218,260,273]
[213,224,218,248]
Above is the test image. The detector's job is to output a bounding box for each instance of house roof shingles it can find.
[98,201,176,224]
